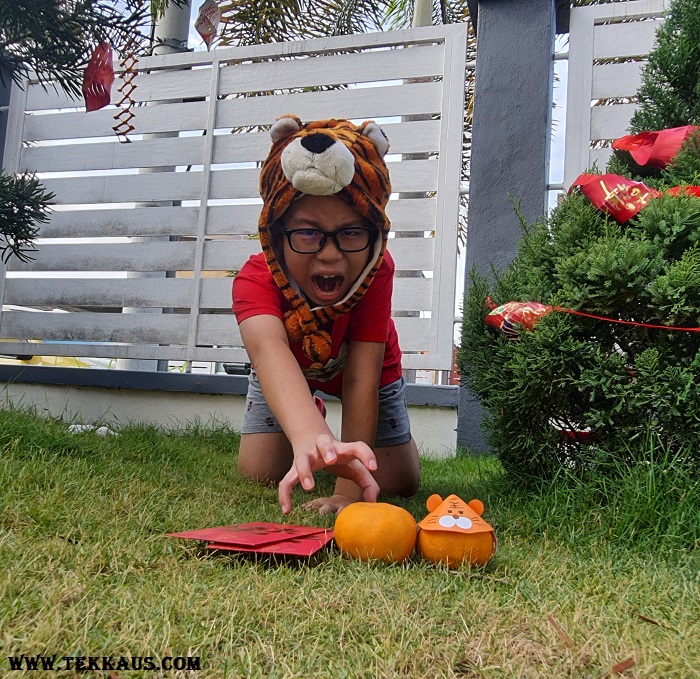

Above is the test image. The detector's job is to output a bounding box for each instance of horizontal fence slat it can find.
[593,18,662,60]
[23,100,209,142]
[136,24,458,71]
[592,61,645,100]
[41,206,202,238]
[24,119,443,174]
[196,314,239,346]
[0,310,436,362]
[6,241,258,273]
[589,147,614,172]
[0,339,249,364]
[385,198,437,231]
[0,310,191,345]
[23,81,443,143]
[216,45,445,96]
[39,205,263,239]
[4,278,193,309]
[23,135,206,174]
[202,238,436,272]
[39,198,435,239]
[590,102,638,141]
[389,277,433,311]
[7,241,193,273]
[393,317,431,353]
[39,158,439,205]
[41,170,204,205]
[387,239,436,272]
[215,82,443,130]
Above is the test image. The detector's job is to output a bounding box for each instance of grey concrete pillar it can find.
[458,0,564,452]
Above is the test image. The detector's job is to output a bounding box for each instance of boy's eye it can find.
[296,229,322,241]
[339,228,363,239]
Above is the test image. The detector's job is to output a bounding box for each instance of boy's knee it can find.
[237,456,283,485]
[374,440,421,497]
[386,467,420,498]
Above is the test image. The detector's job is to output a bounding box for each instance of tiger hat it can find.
[258,114,392,363]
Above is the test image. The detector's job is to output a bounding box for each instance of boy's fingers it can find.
[278,468,300,514]
[315,434,337,464]
[294,455,315,491]
[337,441,377,471]
[327,460,379,502]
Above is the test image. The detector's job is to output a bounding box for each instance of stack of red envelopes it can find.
[167,522,334,557]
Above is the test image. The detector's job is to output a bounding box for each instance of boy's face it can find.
[281,194,376,307]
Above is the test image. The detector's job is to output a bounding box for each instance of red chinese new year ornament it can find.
[665,185,700,198]
[82,42,115,112]
[568,173,660,223]
[195,0,222,50]
[484,299,553,339]
[485,297,700,339]
[612,125,699,169]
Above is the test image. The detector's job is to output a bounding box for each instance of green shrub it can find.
[458,0,700,479]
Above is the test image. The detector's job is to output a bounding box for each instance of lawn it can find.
[1,406,698,678]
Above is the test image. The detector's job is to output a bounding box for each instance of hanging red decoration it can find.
[82,42,115,112]
[195,0,222,50]
[484,299,553,339]
[612,125,699,169]
[665,185,700,198]
[112,40,139,142]
[485,297,700,339]
[569,173,700,223]
[568,174,661,223]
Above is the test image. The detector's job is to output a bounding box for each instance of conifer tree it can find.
[458,0,700,477]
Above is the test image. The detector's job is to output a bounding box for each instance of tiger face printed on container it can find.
[258,115,392,363]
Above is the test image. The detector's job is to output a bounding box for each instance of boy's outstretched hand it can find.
[278,434,379,514]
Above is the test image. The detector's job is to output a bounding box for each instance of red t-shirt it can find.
[232,251,403,396]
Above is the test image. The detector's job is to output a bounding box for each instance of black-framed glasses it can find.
[282,227,375,254]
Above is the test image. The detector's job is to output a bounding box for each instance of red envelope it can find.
[569,173,660,223]
[612,126,699,169]
[167,522,327,548]
[207,531,334,557]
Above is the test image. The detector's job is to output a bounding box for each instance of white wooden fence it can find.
[0,24,468,372]
[563,0,670,189]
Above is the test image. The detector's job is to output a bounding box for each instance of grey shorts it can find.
[241,371,412,447]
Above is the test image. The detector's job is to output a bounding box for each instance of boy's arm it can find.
[341,339,383,449]
[307,339,385,512]
[238,315,379,513]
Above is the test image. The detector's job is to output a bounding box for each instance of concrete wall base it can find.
[0,382,458,459]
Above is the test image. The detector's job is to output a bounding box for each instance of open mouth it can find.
[311,274,345,303]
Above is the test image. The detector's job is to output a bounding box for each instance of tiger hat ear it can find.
[270,114,303,143]
[360,121,389,158]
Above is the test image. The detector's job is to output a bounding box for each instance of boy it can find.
[232,115,420,515]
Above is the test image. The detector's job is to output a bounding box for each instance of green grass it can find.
[1,406,698,678]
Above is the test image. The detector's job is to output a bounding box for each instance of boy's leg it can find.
[238,369,294,484]
[372,437,420,497]
[238,432,293,485]
[371,377,420,496]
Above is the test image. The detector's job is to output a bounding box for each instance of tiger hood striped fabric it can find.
[258,115,392,363]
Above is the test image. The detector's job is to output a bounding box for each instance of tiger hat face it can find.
[257,115,393,363]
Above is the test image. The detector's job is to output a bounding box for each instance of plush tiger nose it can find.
[300,133,335,154]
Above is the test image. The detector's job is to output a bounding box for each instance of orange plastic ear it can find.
[467,499,485,515]
[426,494,443,512]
